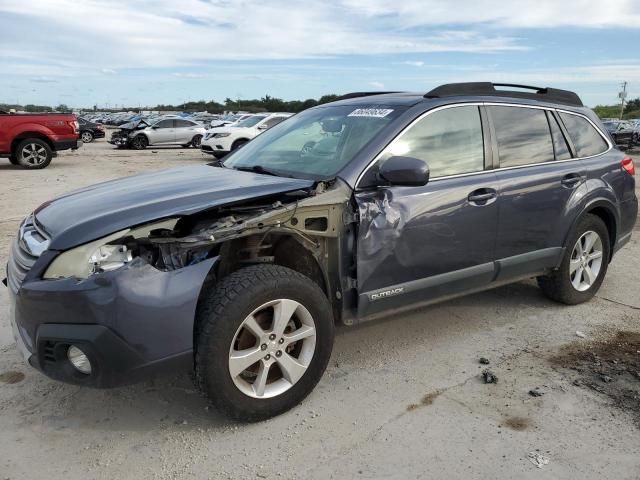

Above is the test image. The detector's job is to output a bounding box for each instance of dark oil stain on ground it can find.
[407,390,443,411]
[502,416,531,431]
[0,371,25,384]
[550,330,640,427]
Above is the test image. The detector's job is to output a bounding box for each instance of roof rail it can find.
[424,82,583,107]
[337,91,401,100]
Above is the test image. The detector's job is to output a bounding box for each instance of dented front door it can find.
[353,104,498,319]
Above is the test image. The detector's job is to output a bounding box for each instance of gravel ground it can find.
[0,138,639,479]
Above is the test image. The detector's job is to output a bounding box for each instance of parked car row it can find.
[602,119,640,148]
[201,112,293,158]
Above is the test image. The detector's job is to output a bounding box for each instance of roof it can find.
[327,83,585,109]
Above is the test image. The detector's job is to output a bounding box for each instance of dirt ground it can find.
[0,137,639,479]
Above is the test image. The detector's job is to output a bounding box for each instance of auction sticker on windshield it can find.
[348,108,394,118]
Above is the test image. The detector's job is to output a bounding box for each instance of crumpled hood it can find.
[35,165,314,250]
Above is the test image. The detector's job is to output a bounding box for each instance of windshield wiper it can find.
[234,165,282,177]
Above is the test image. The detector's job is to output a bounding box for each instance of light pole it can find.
[619,81,627,119]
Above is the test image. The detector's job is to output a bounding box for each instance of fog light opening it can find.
[67,345,92,375]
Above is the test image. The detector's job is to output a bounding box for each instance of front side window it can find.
[224,105,405,179]
[364,105,485,184]
[559,112,609,157]
[261,116,288,129]
[154,119,174,129]
[236,116,267,128]
[490,106,554,167]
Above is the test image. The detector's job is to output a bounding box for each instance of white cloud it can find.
[399,61,425,67]
[0,0,528,71]
[369,81,385,89]
[342,0,640,28]
[101,68,116,74]
[173,72,206,79]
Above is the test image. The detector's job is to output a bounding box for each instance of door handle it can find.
[468,188,497,205]
[561,173,585,188]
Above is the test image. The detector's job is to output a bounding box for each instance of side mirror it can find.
[378,156,430,187]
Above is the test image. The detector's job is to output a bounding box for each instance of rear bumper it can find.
[53,139,82,151]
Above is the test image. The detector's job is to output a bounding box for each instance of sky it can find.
[1,0,640,109]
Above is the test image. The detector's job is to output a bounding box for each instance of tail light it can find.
[622,157,635,176]
[69,120,79,134]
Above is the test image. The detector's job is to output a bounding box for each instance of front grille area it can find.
[6,215,49,293]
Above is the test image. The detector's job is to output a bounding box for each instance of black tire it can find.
[80,131,94,143]
[9,155,19,165]
[130,135,148,150]
[231,139,248,151]
[537,214,610,305]
[14,138,53,169]
[195,265,334,421]
[191,135,203,148]
[181,144,190,148]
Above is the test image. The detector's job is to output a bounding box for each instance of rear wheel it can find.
[14,138,53,169]
[538,214,610,304]
[130,135,148,150]
[80,131,94,143]
[191,134,203,148]
[195,265,334,421]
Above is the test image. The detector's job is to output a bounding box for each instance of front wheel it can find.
[130,135,148,150]
[195,265,334,421]
[538,214,610,304]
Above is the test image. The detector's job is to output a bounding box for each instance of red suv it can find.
[0,111,81,169]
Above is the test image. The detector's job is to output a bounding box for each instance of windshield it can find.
[603,121,619,131]
[223,105,405,179]
[236,115,267,128]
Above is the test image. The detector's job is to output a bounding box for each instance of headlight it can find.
[213,133,231,138]
[43,218,178,279]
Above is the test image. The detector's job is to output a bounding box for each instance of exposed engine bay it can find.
[109,119,150,146]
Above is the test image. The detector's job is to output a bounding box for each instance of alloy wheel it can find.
[228,299,316,399]
[81,132,93,143]
[569,230,603,292]
[20,143,48,166]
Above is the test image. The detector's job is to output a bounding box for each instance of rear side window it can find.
[547,112,572,160]
[558,112,608,157]
[175,119,194,127]
[490,106,554,167]
[379,105,485,178]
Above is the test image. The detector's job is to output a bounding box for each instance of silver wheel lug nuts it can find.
[269,334,276,341]
[278,338,284,344]
[276,351,282,357]
[261,344,267,351]
[265,354,271,360]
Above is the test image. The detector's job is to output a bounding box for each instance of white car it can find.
[201,113,293,158]
[209,113,255,129]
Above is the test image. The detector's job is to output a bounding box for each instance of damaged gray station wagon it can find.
[5,83,638,421]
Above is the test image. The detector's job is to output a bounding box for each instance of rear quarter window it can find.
[558,112,609,157]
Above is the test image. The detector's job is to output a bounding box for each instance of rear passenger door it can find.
[150,119,176,144]
[355,105,499,318]
[489,105,586,281]
[174,119,199,144]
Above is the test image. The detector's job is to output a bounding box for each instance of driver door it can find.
[355,105,499,319]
